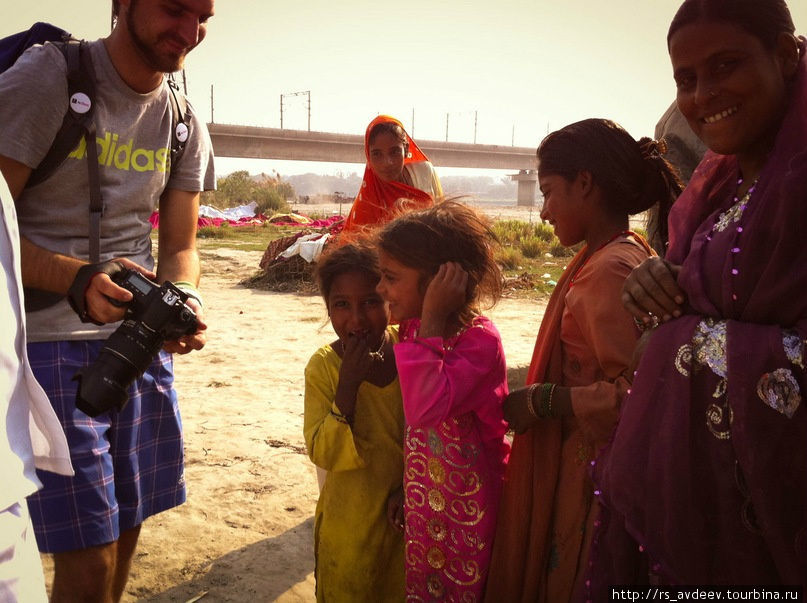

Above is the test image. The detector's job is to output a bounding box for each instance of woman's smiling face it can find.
[669,21,795,174]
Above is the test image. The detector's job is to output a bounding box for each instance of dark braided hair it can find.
[537,118,683,222]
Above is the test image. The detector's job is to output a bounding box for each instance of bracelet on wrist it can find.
[330,408,354,426]
[538,382,557,419]
[526,383,540,419]
[174,280,204,309]
[633,314,659,333]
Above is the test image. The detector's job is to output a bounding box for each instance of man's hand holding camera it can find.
[68,258,208,352]
[163,296,207,355]
[83,258,156,324]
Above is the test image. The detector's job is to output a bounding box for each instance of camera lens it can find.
[73,319,162,416]
[74,350,136,416]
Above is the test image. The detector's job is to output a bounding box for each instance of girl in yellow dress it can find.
[303,242,404,601]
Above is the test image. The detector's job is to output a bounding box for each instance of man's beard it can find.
[126,0,188,74]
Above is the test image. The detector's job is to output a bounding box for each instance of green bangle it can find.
[174,280,203,308]
[538,383,557,419]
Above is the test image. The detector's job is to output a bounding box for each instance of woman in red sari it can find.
[342,115,442,232]
[589,0,807,592]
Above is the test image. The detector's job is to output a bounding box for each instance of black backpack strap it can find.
[27,40,96,189]
[166,76,190,170]
[27,40,103,264]
[22,39,103,311]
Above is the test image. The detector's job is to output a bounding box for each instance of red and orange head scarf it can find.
[342,115,435,232]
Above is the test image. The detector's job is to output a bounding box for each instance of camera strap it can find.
[74,40,103,264]
[67,261,126,324]
[55,40,102,264]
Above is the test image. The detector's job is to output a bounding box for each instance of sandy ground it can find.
[41,205,549,602]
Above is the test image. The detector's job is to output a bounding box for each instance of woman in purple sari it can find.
[589,0,807,591]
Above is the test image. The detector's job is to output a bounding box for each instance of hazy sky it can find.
[4,1,807,178]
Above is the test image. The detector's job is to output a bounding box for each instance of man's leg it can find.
[51,542,116,603]
[111,525,141,602]
[50,525,141,603]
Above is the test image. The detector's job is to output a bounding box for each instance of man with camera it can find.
[0,0,215,600]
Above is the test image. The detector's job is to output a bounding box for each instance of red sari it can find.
[342,115,436,232]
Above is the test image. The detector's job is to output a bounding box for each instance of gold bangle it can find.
[526,383,540,419]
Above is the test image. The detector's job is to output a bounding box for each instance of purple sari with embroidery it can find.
[588,44,807,591]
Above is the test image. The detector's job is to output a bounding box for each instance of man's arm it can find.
[0,155,83,293]
[0,154,148,322]
[157,187,207,354]
[156,188,201,284]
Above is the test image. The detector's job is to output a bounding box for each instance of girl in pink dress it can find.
[375,201,511,601]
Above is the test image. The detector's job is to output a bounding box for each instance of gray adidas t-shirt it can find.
[0,39,215,341]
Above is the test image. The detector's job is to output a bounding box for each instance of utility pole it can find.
[445,113,449,142]
[210,84,214,123]
[280,90,311,131]
[474,110,478,144]
[512,124,515,146]
[411,107,415,137]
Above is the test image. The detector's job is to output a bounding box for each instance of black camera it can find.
[73,269,199,417]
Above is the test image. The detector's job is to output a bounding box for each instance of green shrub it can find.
[197,225,236,239]
[201,170,293,215]
[492,220,531,246]
[534,221,555,242]
[253,188,288,214]
[496,246,523,270]
[551,240,572,257]
[519,236,548,259]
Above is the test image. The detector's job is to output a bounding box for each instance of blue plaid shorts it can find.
[25,340,186,553]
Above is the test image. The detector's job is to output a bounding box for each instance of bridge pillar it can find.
[509,170,538,206]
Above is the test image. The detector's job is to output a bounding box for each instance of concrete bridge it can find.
[206,123,539,204]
